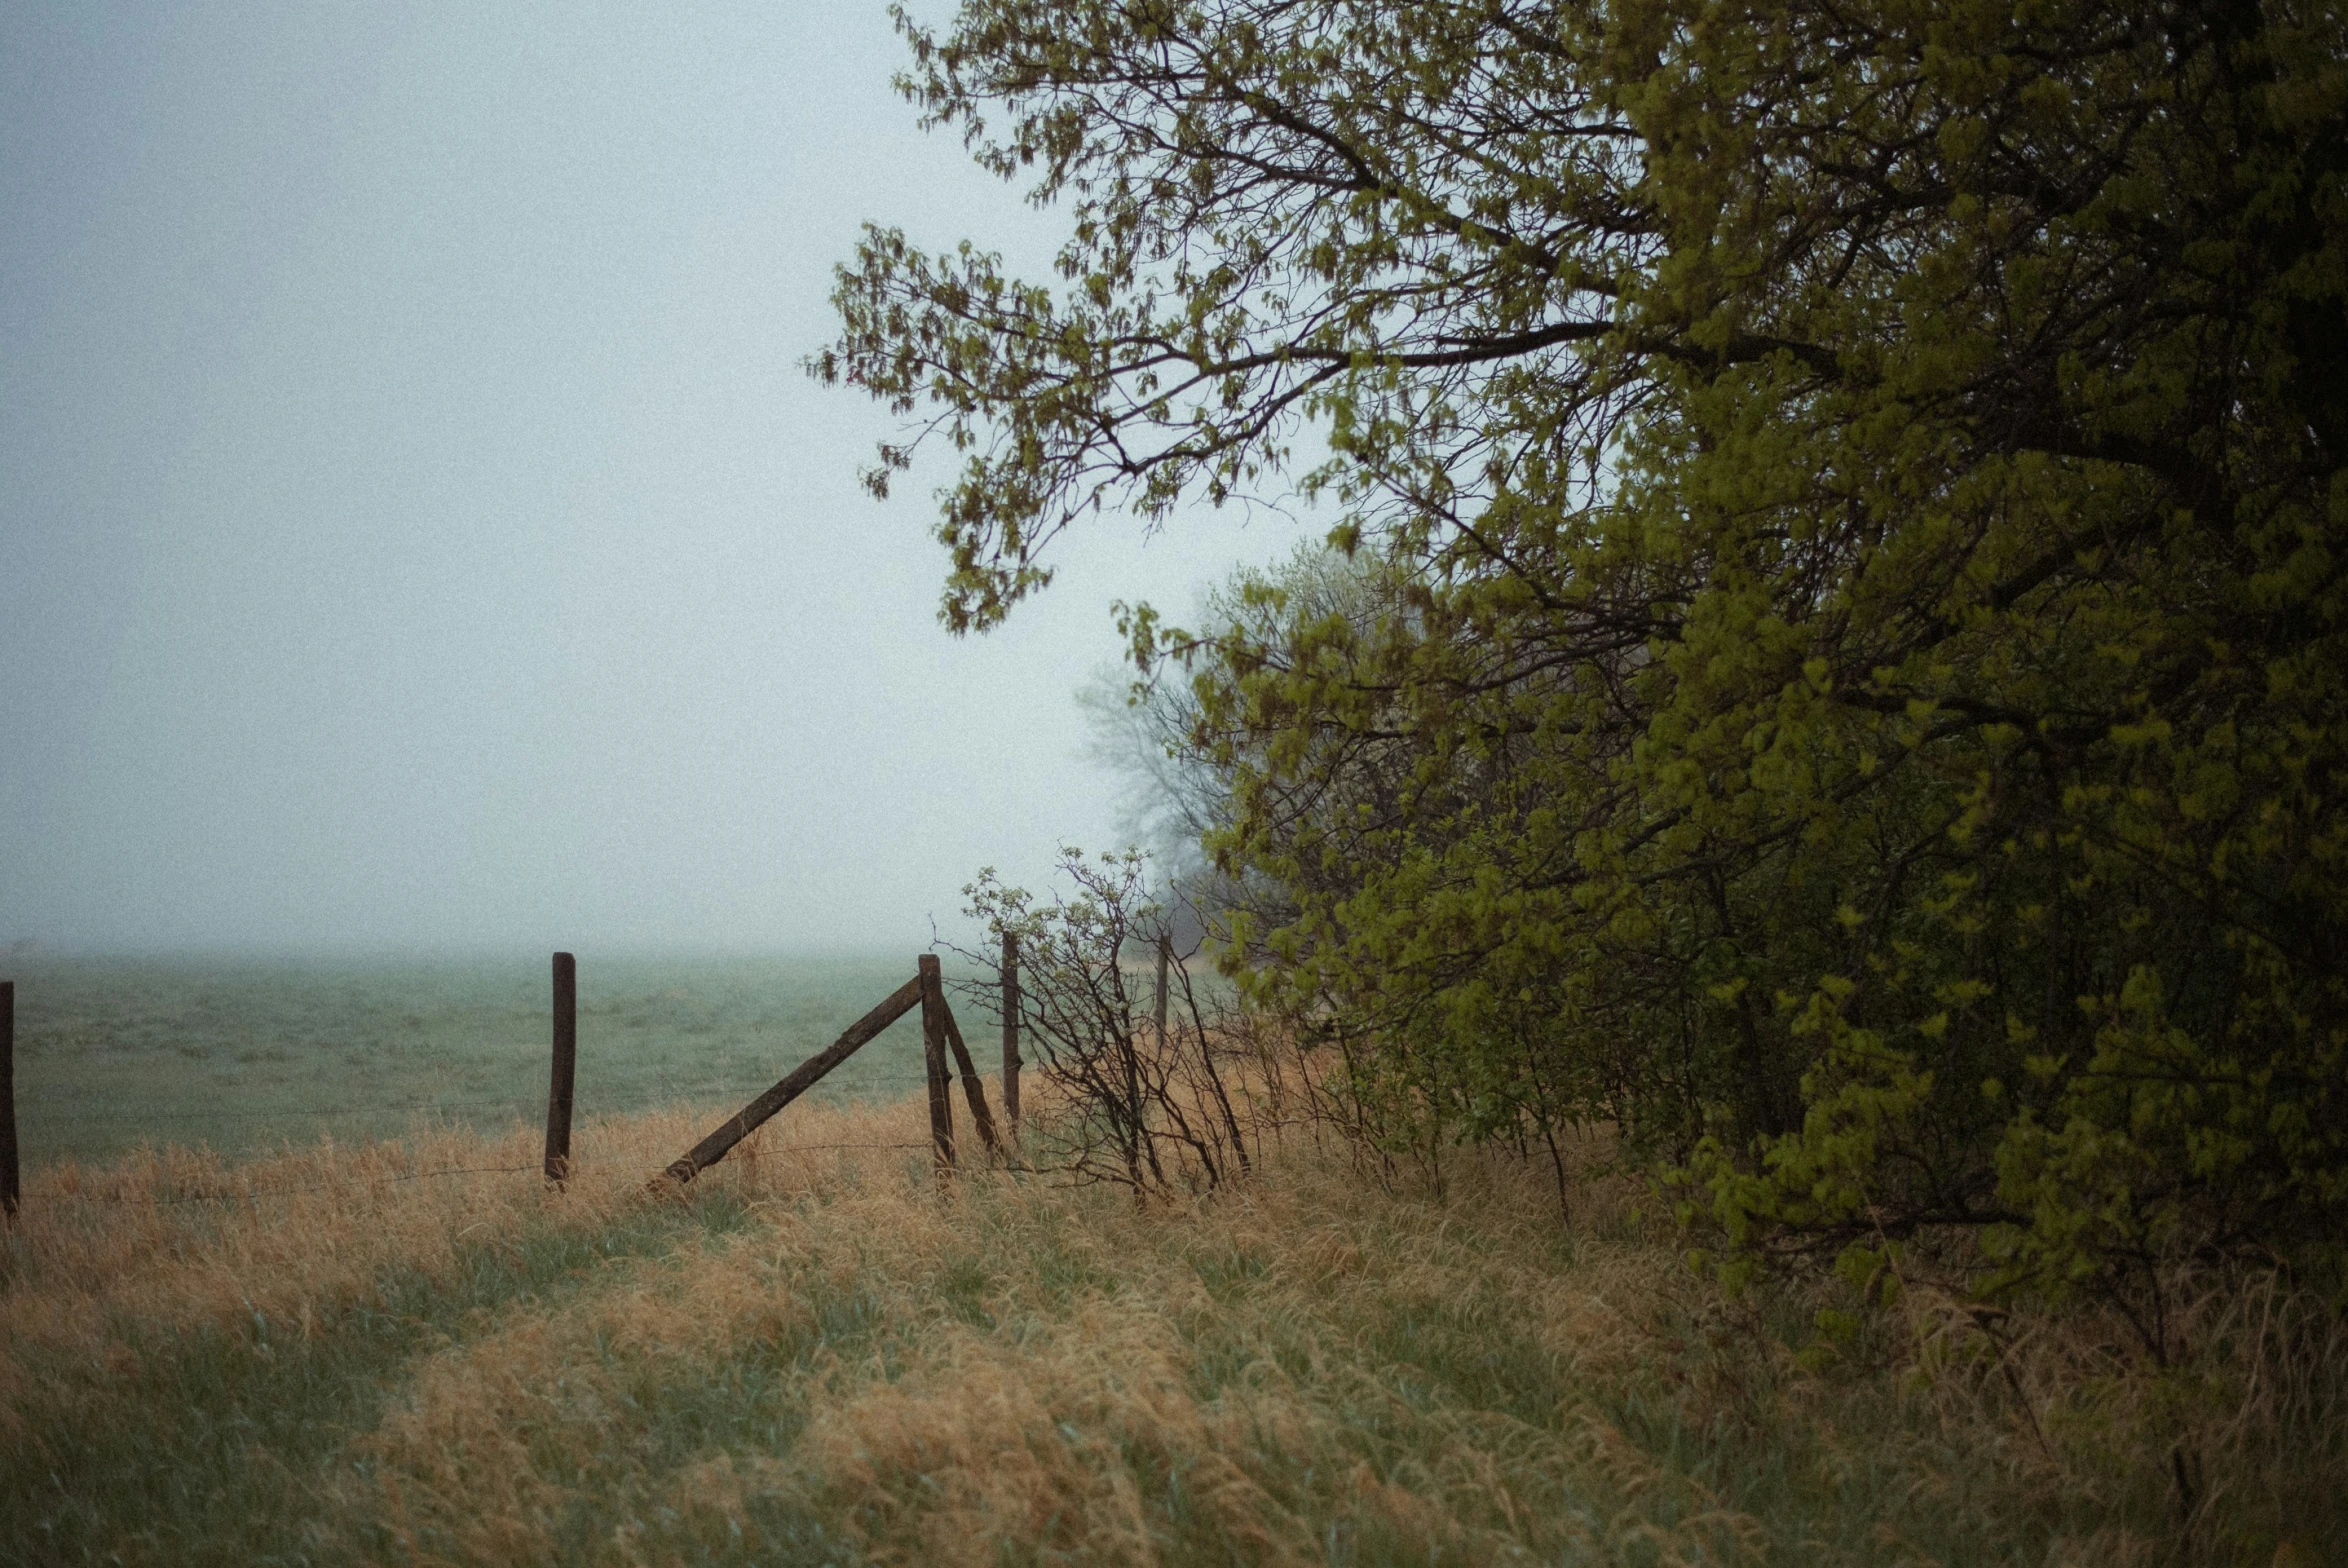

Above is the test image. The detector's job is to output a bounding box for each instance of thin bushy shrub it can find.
[954,849,1258,1196]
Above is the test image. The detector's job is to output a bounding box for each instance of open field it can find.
[1,953,960,1166]
[3,1084,2341,1566]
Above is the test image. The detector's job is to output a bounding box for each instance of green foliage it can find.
[820,0,2348,1321]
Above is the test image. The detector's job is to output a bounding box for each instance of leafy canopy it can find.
[820,0,2348,1316]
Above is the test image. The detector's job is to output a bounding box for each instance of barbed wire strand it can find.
[19,1142,936,1207]
[28,1098,542,1124]
[19,1072,943,1132]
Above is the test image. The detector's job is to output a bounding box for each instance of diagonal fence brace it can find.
[938,997,1002,1157]
[665,972,923,1183]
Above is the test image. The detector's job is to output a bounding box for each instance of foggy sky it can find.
[0,1,1303,954]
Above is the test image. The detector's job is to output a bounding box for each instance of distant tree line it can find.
[818,0,2348,1333]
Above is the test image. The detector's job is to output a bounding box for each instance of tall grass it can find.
[1,1088,2340,1566]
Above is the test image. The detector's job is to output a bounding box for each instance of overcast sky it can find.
[0,1,1304,954]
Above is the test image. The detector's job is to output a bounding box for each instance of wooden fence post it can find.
[1153,933,1171,1056]
[919,954,956,1175]
[939,1001,1002,1157]
[1001,931,1021,1135]
[1,980,16,1222]
[544,953,576,1183]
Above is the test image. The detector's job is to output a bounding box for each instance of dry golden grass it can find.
[2,1085,2342,1566]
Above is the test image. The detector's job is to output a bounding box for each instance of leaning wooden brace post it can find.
[938,998,1002,1157]
[666,972,923,1183]
[919,954,956,1175]
[544,952,577,1183]
[1000,930,1021,1136]
[1,980,17,1222]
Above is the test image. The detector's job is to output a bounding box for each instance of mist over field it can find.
[0,1,1299,956]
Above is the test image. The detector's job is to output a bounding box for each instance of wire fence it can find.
[22,1142,938,1207]
[5,1062,951,1213]
[0,954,1014,1221]
[22,1074,941,1126]
[25,1098,547,1124]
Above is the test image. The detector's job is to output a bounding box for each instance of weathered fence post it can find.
[939,1000,1003,1157]
[1153,932,1171,1056]
[919,954,956,1175]
[1000,931,1021,1135]
[1,980,16,1222]
[544,952,576,1183]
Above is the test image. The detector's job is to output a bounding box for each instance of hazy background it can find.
[0,0,1301,955]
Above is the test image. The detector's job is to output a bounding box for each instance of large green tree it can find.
[819,0,2348,1320]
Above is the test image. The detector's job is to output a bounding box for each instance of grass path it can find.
[1,1095,2336,1566]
